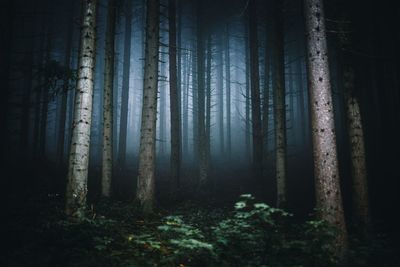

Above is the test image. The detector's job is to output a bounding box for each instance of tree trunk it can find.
[136,0,159,214]
[262,15,271,171]
[272,0,287,208]
[101,0,117,197]
[169,0,181,190]
[244,24,251,160]
[196,1,207,185]
[65,0,98,219]
[57,5,75,167]
[224,24,231,158]
[343,65,371,235]
[118,0,133,169]
[304,0,348,260]
[206,34,212,172]
[217,35,224,156]
[248,0,263,177]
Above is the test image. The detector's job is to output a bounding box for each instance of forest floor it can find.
[2,162,400,267]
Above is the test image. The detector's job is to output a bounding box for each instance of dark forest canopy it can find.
[1,0,399,266]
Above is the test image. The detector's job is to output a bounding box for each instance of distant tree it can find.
[136,0,160,214]
[118,0,133,170]
[248,0,263,177]
[101,0,117,197]
[304,0,348,260]
[168,0,181,190]
[65,0,98,219]
[225,24,231,158]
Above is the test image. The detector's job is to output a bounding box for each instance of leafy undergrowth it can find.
[3,194,399,267]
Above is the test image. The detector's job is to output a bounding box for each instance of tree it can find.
[272,0,287,208]
[248,0,262,177]
[136,0,160,214]
[169,0,181,190]
[65,0,98,219]
[101,0,117,197]
[304,0,348,259]
[118,0,133,170]
[224,24,231,157]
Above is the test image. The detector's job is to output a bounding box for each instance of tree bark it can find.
[136,0,159,214]
[101,0,117,197]
[65,0,98,219]
[343,65,371,235]
[169,0,181,189]
[248,0,263,177]
[304,0,348,260]
[272,0,287,208]
[225,24,231,158]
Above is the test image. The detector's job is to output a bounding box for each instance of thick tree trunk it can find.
[118,0,133,169]
[101,0,117,197]
[248,0,263,177]
[136,0,159,214]
[169,0,181,189]
[343,65,371,235]
[304,0,348,260]
[272,0,287,208]
[65,0,98,219]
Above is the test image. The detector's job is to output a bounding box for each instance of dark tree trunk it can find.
[136,0,160,214]
[169,0,181,189]
[248,0,262,177]
[224,24,231,158]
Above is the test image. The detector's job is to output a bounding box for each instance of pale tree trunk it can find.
[182,50,190,158]
[272,0,286,208]
[118,0,133,169]
[101,0,117,197]
[196,1,207,185]
[304,0,348,260]
[224,24,231,158]
[169,0,181,190]
[249,0,263,177]
[343,65,371,235]
[244,25,251,159]
[136,0,159,214]
[65,0,98,219]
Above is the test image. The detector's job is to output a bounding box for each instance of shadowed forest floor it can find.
[3,162,400,267]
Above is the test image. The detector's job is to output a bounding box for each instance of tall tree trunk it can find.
[224,24,231,158]
[57,5,75,167]
[206,34,212,172]
[118,0,133,169]
[182,50,190,158]
[65,0,98,219]
[159,47,167,157]
[217,35,224,156]
[196,1,207,185]
[136,0,159,214]
[262,15,271,171]
[272,0,287,207]
[169,0,181,189]
[304,0,348,260]
[102,0,117,197]
[248,0,262,177]
[343,65,371,235]
[244,24,251,160]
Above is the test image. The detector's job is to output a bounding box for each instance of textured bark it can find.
[224,25,231,157]
[304,0,348,259]
[136,0,159,214]
[118,0,133,169]
[169,0,181,189]
[65,0,98,219]
[196,1,207,185]
[248,0,263,177]
[262,15,270,170]
[344,66,370,234]
[101,0,117,197]
[272,0,286,207]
